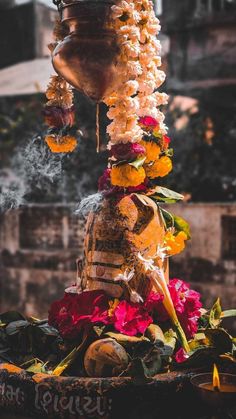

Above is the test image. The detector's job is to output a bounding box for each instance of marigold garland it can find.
[139,140,161,163]
[110,164,146,187]
[145,156,173,179]
[45,135,77,153]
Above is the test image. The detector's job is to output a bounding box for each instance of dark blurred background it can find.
[0,0,236,332]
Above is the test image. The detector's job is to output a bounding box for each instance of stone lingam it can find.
[1,1,236,418]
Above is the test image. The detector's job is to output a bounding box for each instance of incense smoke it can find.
[0,136,63,213]
[75,193,103,219]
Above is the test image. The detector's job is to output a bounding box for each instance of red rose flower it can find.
[139,116,159,130]
[110,143,145,161]
[146,279,202,339]
[113,300,153,336]
[43,106,75,128]
[163,135,171,149]
[48,290,110,339]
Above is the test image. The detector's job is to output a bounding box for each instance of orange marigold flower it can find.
[164,231,188,256]
[140,140,161,163]
[110,164,146,187]
[45,135,77,153]
[145,156,172,179]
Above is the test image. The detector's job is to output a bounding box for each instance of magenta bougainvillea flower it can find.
[110,142,146,161]
[48,291,110,339]
[113,300,153,336]
[139,115,159,129]
[145,279,202,339]
[174,348,189,363]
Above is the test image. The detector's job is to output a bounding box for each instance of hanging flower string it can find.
[102,0,171,189]
[43,21,78,153]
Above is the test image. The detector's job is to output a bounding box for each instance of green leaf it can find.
[173,215,191,239]
[150,186,184,202]
[221,309,236,319]
[129,156,146,169]
[152,196,177,204]
[22,359,49,374]
[128,347,162,379]
[106,332,149,347]
[205,328,232,354]
[160,208,191,239]
[188,333,208,351]
[5,321,29,336]
[209,298,222,328]
[165,148,174,157]
[0,312,26,324]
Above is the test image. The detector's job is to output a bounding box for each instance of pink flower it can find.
[48,291,111,339]
[113,300,153,336]
[110,143,145,161]
[175,348,189,363]
[139,116,159,130]
[146,279,202,339]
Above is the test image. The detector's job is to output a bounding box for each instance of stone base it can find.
[0,365,219,419]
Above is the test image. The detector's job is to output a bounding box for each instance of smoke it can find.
[75,192,103,219]
[0,136,63,213]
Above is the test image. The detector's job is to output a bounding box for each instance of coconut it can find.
[84,338,129,377]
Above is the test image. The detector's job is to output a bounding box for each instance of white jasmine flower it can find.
[130,290,143,304]
[114,269,135,283]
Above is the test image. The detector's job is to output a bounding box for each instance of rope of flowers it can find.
[102,0,172,190]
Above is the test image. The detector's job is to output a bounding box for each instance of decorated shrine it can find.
[0,1,236,418]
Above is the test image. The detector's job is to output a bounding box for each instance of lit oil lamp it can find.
[191,364,236,410]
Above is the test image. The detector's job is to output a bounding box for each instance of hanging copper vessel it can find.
[52,0,119,102]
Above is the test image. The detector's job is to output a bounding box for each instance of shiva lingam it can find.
[191,364,236,416]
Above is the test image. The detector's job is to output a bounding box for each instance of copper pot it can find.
[52,1,119,102]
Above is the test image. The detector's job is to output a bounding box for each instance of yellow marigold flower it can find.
[45,135,77,153]
[110,164,146,187]
[164,231,188,256]
[145,156,172,179]
[139,140,161,163]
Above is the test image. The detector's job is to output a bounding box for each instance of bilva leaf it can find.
[129,156,146,169]
[209,298,222,328]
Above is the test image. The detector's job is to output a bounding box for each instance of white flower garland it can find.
[104,0,169,146]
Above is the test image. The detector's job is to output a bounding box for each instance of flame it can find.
[213,364,221,391]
